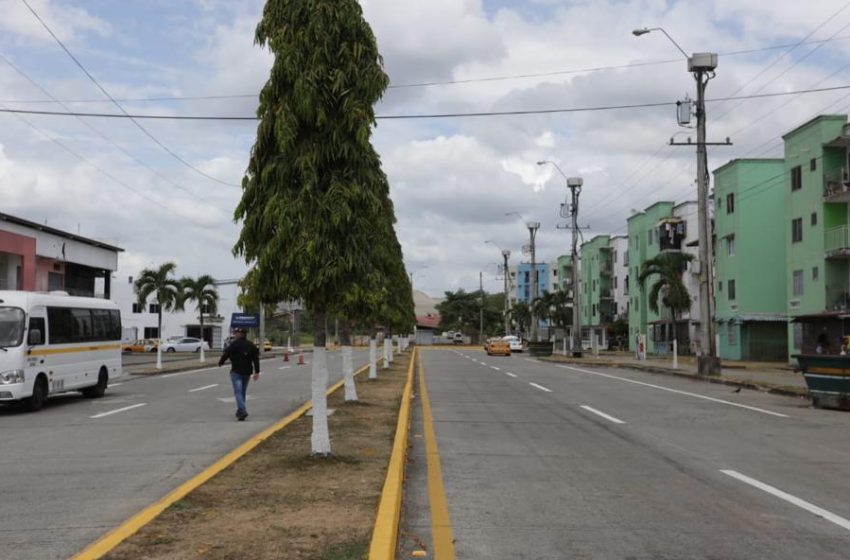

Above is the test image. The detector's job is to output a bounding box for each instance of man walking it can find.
[219,327,261,421]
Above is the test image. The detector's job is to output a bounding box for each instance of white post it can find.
[342,345,357,401]
[383,338,390,369]
[672,339,678,370]
[563,337,567,355]
[310,346,331,455]
[369,338,377,379]
[156,341,162,370]
[397,336,402,355]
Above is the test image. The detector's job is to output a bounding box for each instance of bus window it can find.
[28,317,45,345]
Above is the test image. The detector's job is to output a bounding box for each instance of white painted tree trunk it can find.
[310,346,331,455]
[342,345,357,401]
[369,338,377,379]
[388,337,394,363]
[156,344,163,370]
[397,336,402,354]
[382,339,390,369]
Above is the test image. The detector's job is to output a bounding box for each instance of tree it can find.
[134,263,183,370]
[637,252,695,350]
[234,0,398,455]
[181,274,219,363]
[509,301,531,338]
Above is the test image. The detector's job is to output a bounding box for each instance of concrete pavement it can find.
[0,349,369,560]
[401,349,850,559]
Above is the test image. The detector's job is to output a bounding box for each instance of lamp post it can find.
[538,161,584,356]
[526,221,541,342]
[486,240,512,335]
[633,26,721,375]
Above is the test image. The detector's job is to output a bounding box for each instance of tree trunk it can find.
[341,320,357,402]
[156,307,163,370]
[382,327,390,369]
[369,330,378,380]
[311,309,331,455]
[199,311,206,363]
[670,308,678,356]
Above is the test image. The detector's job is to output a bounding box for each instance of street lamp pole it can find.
[634,27,723,375]
[527,221,541,342]
[486,240,513,336]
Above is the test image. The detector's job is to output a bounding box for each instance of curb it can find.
[368,347,417,559]
[71,360,374,560]
[541,357,809,399]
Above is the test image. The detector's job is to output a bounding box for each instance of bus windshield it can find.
[0,307,25,348]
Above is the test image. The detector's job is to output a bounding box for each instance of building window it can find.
[613,251,617,263]
[810,158,817,172]
[726,235,735,257]
[149,303,161,314]
[811,212,818,226]
[792,218,803,243]
[728,324,737,346]
[718,280,723,292]
[592,304,597,316]
[793,270,804,297]
[623,251,629,266]
[614,276,618,290]
[132,303,143,314]
[791,165,802,191]
[726,193,735,214]
[728,279,736,301]
[48,272,63,291]
[813,266,819,281]
[144,327,160,339]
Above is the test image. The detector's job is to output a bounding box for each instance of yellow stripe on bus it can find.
[29,344,122,356]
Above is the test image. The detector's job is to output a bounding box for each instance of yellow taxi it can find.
[122,339,159,353]
[485,337,511,356]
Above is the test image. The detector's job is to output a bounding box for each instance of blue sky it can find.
[3,0,850,296]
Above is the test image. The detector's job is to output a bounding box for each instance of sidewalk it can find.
[542,351,809,398]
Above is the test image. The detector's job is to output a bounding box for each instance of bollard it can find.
[672,339,678,370]
[284,351,290,362]
[298,353,305,366]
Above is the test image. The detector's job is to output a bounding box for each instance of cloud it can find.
[0,0,112,45]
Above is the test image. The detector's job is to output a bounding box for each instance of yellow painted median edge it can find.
[71,362,372,560]
[368,346,417,559]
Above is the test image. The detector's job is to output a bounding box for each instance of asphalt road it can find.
[0,349,370,560]
[402,349,850,559]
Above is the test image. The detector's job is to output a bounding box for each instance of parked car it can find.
[502,335,524,352]
[263,339,273,351]
[452,332,464,345]
[159,337,209,353]
[122,339,158,353]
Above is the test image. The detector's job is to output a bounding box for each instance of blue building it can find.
[513,262,551,304]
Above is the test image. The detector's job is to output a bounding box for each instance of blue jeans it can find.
[229,372,251,416]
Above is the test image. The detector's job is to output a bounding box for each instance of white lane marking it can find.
[524,358,537,363]
[557,365,789,418]
[161,366,222,378]
[490,366,501,371]
[279,365,291,370]
[721,470,850,531]
[90,403,147,419]
[505,372,518,378]
[529,382,553,393]
[108,382,124,387]
[189,384,219,393]
[580,405,626,424]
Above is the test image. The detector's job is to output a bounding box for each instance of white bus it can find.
[0,291,122,412]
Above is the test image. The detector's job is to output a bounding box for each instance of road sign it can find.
[231,312,260,329]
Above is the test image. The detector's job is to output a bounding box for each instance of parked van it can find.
[0,291,122,411]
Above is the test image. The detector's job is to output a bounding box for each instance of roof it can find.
[781,114,847,140]
[712,158,784,176]
[791,311,850,322]
[416,314,441,329]
[0,212,124,253]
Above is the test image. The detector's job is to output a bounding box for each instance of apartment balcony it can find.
[599,262,613,276]
[658,218,686,252]
[824,168,850,202]
[599,288,614,300]
[825,225,850,258]
[826,284,850,312]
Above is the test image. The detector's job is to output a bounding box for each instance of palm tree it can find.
[135,263,184,370]
[509,301,531,339]
[637,252,695,352]
[181,274,219,363]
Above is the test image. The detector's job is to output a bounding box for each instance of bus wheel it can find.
[25,375,48,412]
[82,368,108,399]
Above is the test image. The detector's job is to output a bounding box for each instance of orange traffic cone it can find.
[298,353,305,366]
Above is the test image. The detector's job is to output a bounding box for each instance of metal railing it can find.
[824,168,850,199]
[826,284,850,311]
[825,225,850,254]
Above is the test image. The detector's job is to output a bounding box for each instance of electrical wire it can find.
[20,0,240,188]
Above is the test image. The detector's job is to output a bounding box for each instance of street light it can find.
[634,26,721,375]
[538,161,585,357]
[486,240,512,335]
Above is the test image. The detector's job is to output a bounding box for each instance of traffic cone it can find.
[284,351,289,362]
[298,353,305,366]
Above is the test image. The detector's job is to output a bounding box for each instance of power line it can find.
[0,52,226,197]
[5,83,850,121]
[20,0,240,188]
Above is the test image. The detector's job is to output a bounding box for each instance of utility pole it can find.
[527,222,541,342]
[479,271,485,343]
[502,249,511,335]
[567,177,584,358]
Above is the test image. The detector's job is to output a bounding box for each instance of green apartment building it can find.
[580,235,614,345]
[556,254,574,294]
[783,115,850,356]
[713,159,788,361]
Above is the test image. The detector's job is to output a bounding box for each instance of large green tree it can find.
[181,274,219,363]
[638,252,695,350]
[234,0,399,455]
[134,262,183,370]
[508,301,531,338]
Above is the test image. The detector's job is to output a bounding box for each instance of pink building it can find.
[0,212,122,298]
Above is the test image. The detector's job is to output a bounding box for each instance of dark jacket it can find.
[219,338,260,375]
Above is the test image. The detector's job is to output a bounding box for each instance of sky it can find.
[3,0,850,298]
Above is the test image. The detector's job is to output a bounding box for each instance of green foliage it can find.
[134,262,183,312]
[234,0,408,333]
[508,301,531,336]
[534,290,572,331]
[437,289,507,337]
[181,275,219,318]
[638,252,695,343]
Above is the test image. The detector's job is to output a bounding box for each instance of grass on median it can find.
[103,354,411,560]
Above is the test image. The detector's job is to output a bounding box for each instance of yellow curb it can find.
[368,347,417,559]
[71,362,371,560]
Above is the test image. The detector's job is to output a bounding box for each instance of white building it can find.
[111,272,242,349]
[610,235,630,319]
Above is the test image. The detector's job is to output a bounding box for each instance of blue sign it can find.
[231,313,260,329]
